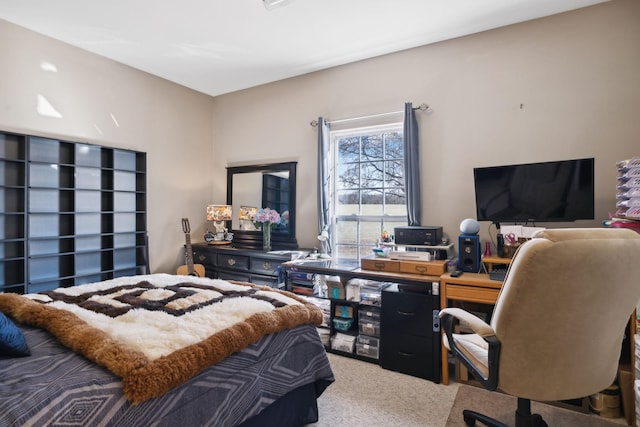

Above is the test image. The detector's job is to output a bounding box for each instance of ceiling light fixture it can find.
[263,0,295,10]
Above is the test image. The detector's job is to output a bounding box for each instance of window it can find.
[331,123,407,260]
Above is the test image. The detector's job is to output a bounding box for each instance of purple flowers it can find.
[254,208,281,228]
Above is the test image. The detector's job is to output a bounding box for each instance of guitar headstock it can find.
[181,218,191,234]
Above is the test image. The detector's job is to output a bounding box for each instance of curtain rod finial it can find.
[415,103,433,115]
[310,119,318,127]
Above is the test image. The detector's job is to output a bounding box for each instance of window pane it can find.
[337,136,360,163]
[361,134,382,160]
[360,221,382,245]
[385,159,404,189]
[360,243,376,259]
[336,219,357,244]
[337,163,359,189]
[361,161,383,189]
[384,133,404,159]
[335,245,358,260]
[361,189,383,215]
[337,190,359,215]
[385,190,407,216]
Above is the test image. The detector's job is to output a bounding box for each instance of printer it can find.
[394,226,443,246]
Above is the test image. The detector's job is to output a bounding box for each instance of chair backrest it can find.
[491,228,640,401]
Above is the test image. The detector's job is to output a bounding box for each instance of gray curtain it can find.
[317,117,332,255]
[404,102,422,226]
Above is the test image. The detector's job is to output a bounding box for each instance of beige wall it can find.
[0,19,216,273]
[1,0,639,272]
[213,0,640,250]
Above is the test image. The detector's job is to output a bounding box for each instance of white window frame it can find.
[329,122,408,260]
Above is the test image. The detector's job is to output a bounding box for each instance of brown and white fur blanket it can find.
[0,274,322,404]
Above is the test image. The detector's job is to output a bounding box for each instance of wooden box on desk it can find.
[399,259,447,276]
[361,256,400,273]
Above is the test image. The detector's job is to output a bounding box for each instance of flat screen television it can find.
[473,158,595,223]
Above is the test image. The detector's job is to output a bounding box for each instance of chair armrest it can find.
[440,307,501,391]
[439,307,494,337]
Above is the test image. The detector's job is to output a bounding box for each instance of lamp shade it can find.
[238,206,258,221]
[207,205,232,222]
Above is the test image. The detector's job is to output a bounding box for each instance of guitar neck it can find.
[184,234,195,275]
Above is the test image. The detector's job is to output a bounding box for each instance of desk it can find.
[481,256,512,272]
[439,272,503,385]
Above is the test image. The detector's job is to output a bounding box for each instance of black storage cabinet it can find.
[380,283,441,383]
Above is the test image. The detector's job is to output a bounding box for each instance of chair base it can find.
[462,398,548,427]
[463,409,510,427]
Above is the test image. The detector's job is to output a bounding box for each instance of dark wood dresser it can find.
[190,243,292,287]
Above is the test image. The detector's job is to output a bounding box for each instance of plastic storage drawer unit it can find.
[356,342,380,359]
[359,320,380,337]
[331,333,355,353]
[356,335,380,359]
[358,306,381,323]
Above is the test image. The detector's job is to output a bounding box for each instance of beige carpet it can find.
[308,353,628,427]
[309,353,459,426]
[446,384,627,427]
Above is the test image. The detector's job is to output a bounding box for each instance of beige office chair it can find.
[440,228,640,427]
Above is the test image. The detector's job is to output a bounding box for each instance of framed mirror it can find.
[226,162,298,250]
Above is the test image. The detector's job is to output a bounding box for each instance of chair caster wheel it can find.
[532,414,548,427]
[463,413,476,426]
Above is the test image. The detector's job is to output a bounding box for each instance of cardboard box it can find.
[398,259,447,276]
[326,276,345,299]
[360,256,400,273]
[335,305,353,318]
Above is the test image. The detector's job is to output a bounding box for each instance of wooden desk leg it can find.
[441,335,449,385]
[440,287,449,385]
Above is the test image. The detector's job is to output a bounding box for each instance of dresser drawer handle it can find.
[227,258,236,266]
[262,262,272,269]
[198,255,206,262]
[397,311,416,316]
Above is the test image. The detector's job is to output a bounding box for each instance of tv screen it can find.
[473,158,595,223]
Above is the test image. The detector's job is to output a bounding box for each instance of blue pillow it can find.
[0,312,30,357]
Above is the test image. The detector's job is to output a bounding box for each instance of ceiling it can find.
[0,0,607,97]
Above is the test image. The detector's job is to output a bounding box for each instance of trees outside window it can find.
[331,123,407,260]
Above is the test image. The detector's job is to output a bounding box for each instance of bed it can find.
[0,274,334,427]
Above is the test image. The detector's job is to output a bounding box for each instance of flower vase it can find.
[262,225,272,251]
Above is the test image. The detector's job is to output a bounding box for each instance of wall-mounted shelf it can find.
[0,131,147,294]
